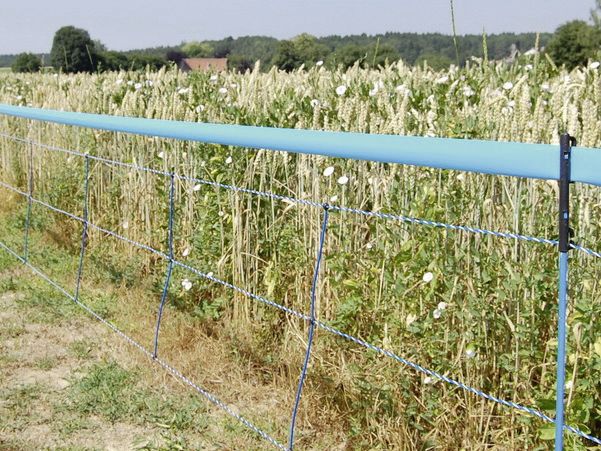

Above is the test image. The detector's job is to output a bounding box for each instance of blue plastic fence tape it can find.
[1,104,600,187]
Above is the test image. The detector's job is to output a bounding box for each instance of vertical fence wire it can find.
[74,155,90,302]
[23,141,34,261]
[288,204,330,450]
[153,171,176,359]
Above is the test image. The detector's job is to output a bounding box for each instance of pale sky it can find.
[0,0,595,54]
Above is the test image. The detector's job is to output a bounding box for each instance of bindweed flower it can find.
[435,76,449,84]
[465,345,476,359]
[122,221,129,229]
[336,85,347,96]
[195,104,205,113]
[218,211,225,217]
[405,313,417,327]
[366,242,373,250]
[337,175,349,185]
[116,79,124,85]
[218,87,228,94]
[134,83,142,90]
[193,184,201,192]
[207,271,214,278]
[182,247,191,257]
[462,86,474,97]
[437,302,447,310]
[310,99,320,108]
[329,195,338,202]
[422,272,434,283]
[145,80,154,87]
[182,279,192,291]
[158,151,165,159]
[225,156,233,164]
[590,61,600,69]
[323,166,335,177]
[210,74,218,82]
[433,309,442,319]
[503,81,514,90]
[541,82,550,92]
[316,60,323,66]
[424,376,434,384]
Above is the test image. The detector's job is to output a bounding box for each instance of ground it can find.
[0,269,271,451]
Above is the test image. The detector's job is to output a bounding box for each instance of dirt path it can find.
[0,286,226,450]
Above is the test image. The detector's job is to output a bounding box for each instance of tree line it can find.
[7,15,601,74]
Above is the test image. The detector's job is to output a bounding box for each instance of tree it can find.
[98,51,129,71]
[181,41,213,58]
[273,34,328,71]
[11,53,42,73]
[547,20,601,70]
[50,26,98,73]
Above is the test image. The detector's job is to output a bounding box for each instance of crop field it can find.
[0,58,601,449]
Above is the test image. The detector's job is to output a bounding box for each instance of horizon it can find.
[1,0,594,54]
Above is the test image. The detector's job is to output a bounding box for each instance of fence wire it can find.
[0,131,600,449]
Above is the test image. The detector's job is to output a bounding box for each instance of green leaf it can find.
[539,425,556,440]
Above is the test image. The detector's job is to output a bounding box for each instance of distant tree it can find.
[547,20,601,70]
[127,53,167,71]
[181,41,213,58]
[328,44,367,69]
[592,0,601,28]
[213,36,234,58]
[50,26,98,72]
[228,54,254,72]
[166,50,187,65]
[273,34,328,70]
[98,51,129,71]
[11,53,42,73]
[366,44,400,67]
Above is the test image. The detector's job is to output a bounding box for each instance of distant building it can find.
[179,58,228,72]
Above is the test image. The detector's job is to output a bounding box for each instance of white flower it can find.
[195,104,205,113]
[590,61,600,69]
[524,64,533,71]
[433,309,442,319]
[435,76,449,84]
[437,302,447,310]
[218,211,225,217]
[316,60,323,66]
[145,80,154,86]
[565,380,574,390]
[465,347,476,359]
[182,247,191,257]
[462,86,474,97]
[422,272,434,283]
[310,99,320,108]
[405,313,417,327]
[116,79,124,85]
[541,82,550,92]
[15,95,23,101]
[369,87,378,96]
[192,184,202,192]
[335,85,347,96]
[218,87,228,94]
[122,221,129,229]
[206,271,214,278]
[507,100,516,108]
[182,279,192,291]
[53,73,58,78]
[158,151,165,159]
[424,376,434,384]
[177,87,190,95]
[366,242,373,250]
[225,156,233,164]
[210,74,218,82]
[503,81,514,90]
[337,175,349,185]
[230,83,238,88]
[134,82,142,90]
[323,166,335,177]
[456,173,466,182]
[329,195,338,202]
[127,80,134,86]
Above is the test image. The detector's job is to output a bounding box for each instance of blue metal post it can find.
[555,134,574,450]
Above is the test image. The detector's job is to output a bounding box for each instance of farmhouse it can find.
[179,58,228,72]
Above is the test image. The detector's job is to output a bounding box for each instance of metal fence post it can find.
[555,133,575,450]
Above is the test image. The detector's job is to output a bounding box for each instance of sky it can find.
[0,0,596,54]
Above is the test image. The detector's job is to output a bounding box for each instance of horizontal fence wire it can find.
[4,131,601,258]
[1,130,600,447]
